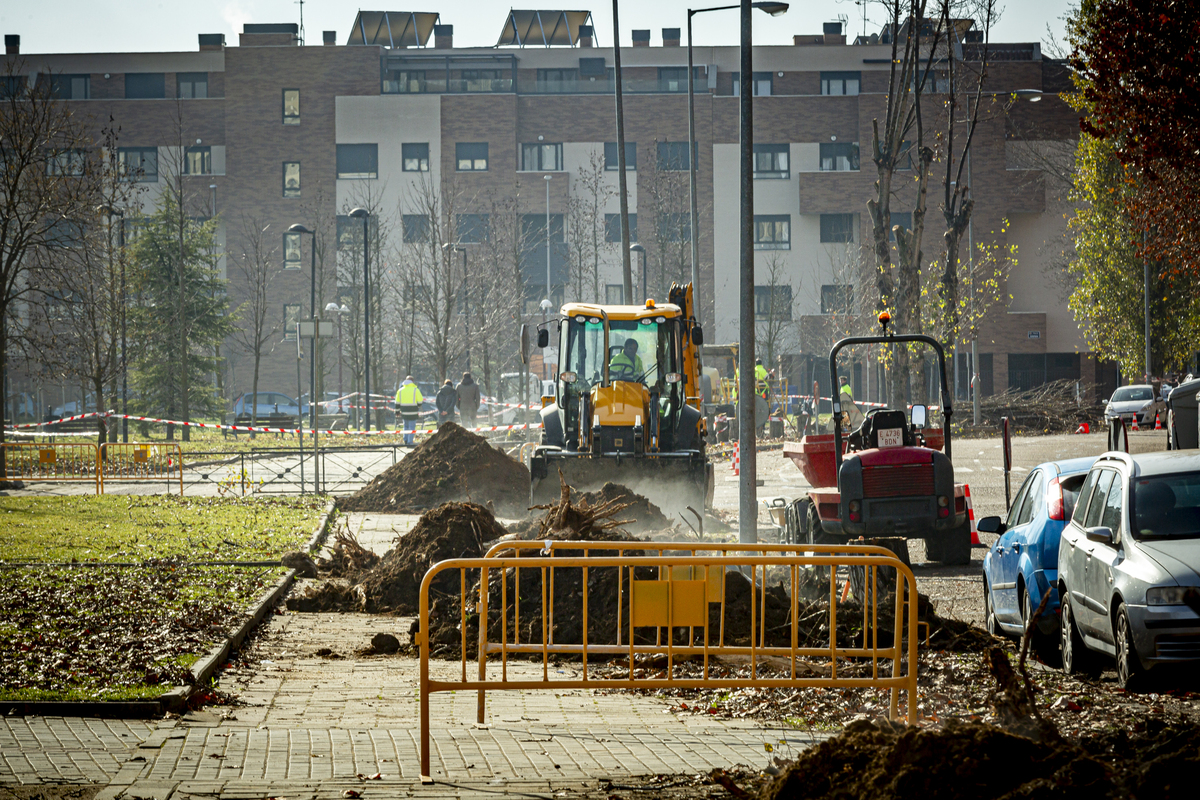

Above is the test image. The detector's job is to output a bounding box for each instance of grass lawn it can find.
[0,495,328,563]
[0,496,325,701]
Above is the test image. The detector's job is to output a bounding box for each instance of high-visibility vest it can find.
[609,352,644,376]
[396,382,423,412]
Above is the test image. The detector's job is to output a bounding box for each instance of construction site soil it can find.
[336,423,530,517]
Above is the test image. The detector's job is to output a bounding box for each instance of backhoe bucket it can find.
[530,450,714,520]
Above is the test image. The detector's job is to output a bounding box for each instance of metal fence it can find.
[416,543,919,781]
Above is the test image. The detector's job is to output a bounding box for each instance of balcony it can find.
[519,77,694,94]
[383,76,515,94]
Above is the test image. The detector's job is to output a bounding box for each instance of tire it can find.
[1023,589,1062,668]
[1060,590,1101,678]
[925,520,972,566]
[1115,604,1146,690]
[984,579,1000,637]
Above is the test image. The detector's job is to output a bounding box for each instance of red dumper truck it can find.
[782,322,972,566]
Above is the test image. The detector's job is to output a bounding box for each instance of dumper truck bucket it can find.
[530,450,713,520]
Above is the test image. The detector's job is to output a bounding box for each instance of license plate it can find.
[877,428,903,448]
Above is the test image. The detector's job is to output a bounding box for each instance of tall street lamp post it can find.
[97,204,128,443]
[687,2,788,327]
[630,243,646,302]
[612,0,633,301]
[544,174,553,309]
[736,0,789,544]
[288,223,320,493]
[443,245,469,372]
[349,208,371,431]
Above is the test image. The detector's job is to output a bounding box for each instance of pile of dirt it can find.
[357,502,506,614]
[760,716,1200,799]
[338,423,530,517]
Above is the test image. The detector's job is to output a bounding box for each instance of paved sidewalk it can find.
[1,511,831,797]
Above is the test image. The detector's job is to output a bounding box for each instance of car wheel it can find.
[1060,590,1101,678]
[983,579,1000,637]
[1023,589,1061,668]
[1115,604,1145,691]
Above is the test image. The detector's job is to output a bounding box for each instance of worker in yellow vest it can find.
[754,358,769,400]
[396,376,423,446]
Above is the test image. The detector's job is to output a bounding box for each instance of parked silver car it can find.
[1058,450,1200,688]
[1104,384,1156,426]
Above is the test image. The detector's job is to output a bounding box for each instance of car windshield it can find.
[563,314,679,388]
[1112,386,1153,402]
[1133,471,1200,539]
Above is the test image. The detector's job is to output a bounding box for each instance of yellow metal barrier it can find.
[99,443,183,495]
[0,443,100,493]
[417,547,919,782]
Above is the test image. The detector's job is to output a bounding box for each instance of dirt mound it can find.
[760,716,1200,800]
[338,423,529,517]
[356,502,506,614]
[577,483,674,534]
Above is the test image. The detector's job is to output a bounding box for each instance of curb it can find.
[0,499,337,719]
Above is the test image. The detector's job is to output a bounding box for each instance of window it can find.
[46,149,87,176]
[0,76,27,98]
[537,68,579,91]
[755,285,793,321]
[657,67,703,93]
[1085,471,1116,529]
[821,284,854,314]
[283,233,302,269]
[176,72,208,98]
[520,142,563,171]
[896,140,913,170]
[753,144,789,178]
[336,144,378,179]
[520,214,566,292]
[604,213,637,243]
[125,73,165,99]
[456,142,488,171]
[282,89,300,124]
[456,214,489,243]
[753,215,790,250]
[1072,470,1100,526]
[820,142,859,171]
[820,213,855,243]
[282,161,301,197]
[117,147,157,182]
[183,146,211,175]
[1100,472,1123,536]
[461,69,504,91]
[821,71,860,96]
[402,214,430,243]
[383,70,426,93]
[731,71,773,96]
[604,141,636,171]
[657,141,692,171]
[889,211,912,241]
[605,284,624,304]
[402,142,429,172]
[49,74,89,100]
[658,213,691,243]
[579,58,607,78]
[283,304,301,341]
[336,214,376,251]
[46,218,85,249]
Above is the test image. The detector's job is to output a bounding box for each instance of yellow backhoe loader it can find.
[529,283,714,518]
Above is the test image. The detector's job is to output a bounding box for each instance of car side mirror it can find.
[692,325,704,346]
[976,515,1005,535]
[1085,525,1114,544]
[910,404,926,429]
[537,328,549,348]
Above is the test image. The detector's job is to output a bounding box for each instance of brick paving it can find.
[1,510,831,797]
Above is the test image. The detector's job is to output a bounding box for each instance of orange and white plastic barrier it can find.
[731,442,740,475]
[965,484,981,546]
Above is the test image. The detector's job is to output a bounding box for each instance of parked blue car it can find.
[980,456,1097,661]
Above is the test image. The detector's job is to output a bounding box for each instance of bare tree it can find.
[0,62,103,457]
[641,142,692,300]
[566,149,613,303]
[228,214,282,429]
[754,252,800,367]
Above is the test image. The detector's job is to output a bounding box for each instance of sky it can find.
[2,0,1072,55]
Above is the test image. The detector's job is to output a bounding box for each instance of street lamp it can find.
[348,207,371,431]
[325,302,350,414]
[687,1,788,326]
[443,244,469,372]
[97,204,127,443]
[962,88,1041,425]
[288,222,320,493]
[630,243,646,303]
[737,0,788,544]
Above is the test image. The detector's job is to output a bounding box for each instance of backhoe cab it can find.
[530,283,714,518]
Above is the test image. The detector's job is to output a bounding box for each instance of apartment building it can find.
[2,9,1096,410]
